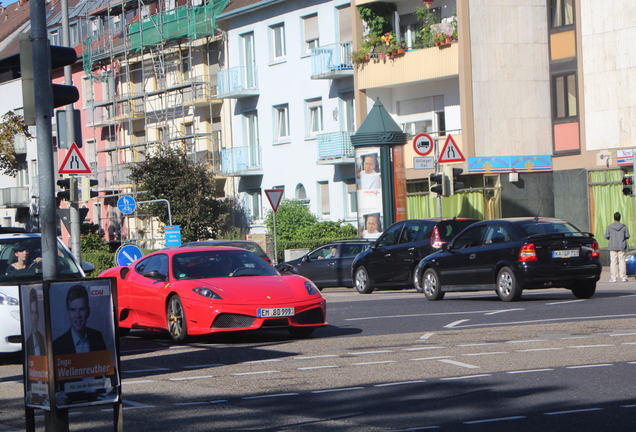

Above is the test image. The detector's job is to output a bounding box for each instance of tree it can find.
[0,111,31,177]
[264,199,317,241]
[129,147,227,243]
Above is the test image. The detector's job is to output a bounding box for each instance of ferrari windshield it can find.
[172,250,278,280]
[0,236,82,282]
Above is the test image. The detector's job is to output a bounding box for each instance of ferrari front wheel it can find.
[167,295,188,343]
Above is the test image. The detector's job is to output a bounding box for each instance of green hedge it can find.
[82,252,116,276]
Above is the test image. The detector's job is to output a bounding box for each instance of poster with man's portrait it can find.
[49,279,120,408]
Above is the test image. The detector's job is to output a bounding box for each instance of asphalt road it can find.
[1,270,635,431]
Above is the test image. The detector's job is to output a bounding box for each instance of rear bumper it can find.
[516,261,602,287]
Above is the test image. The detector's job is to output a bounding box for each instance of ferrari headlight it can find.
[0,291,19,306]
[193,287,223,300]
[304,281,319,295]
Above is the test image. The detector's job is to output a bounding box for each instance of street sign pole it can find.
[264,189,283,265]
[435,138,442,218]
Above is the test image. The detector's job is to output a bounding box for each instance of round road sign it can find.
[413,133,434,156]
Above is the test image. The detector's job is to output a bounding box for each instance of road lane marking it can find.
[456,343,495,347]
[445,314,636,329]
[506,369,554,374]
[437,359,480,369]
[298,365,339,370]
[567,344,614,349]
[566,364,613,369]
[545,299,585,305]
[209,400,229,404]
[294,355,338,360]
[169,375,215,381]
[381,426,440,431]
[242,393,299,400]
[445,319,470,328]
[122,380,155,385]
[353,361,397,366]
[348,350,394,356]
[610,333,636,337]
[182,364,224,369]
[410,356,453,361]
[464,416,526,424]
[241,359,283,364]
[461,352,507,357]
[231,371,280,376]
[174,402,210,406]
[375,380,426,387]
[506,339,547,344]
[440,374,491,380]
[544,408,604,415]
[621,404,636,408]
[420,332,435,340]
[311,387,364,394]
[403,346,445,351]
[345,309,527,321]
[516,348,562,352]
[484,308,524,315]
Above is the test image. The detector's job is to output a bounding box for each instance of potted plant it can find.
[351,47,370,65]
[433,32,452,47]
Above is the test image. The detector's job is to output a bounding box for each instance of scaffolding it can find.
[82,0,229,249]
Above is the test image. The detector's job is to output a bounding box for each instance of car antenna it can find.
[534,199,544,221]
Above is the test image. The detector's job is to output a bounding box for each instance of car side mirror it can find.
[143,270,166,281]
[441,243,449,252]
[302,256,309,262]
[81,261,96,274]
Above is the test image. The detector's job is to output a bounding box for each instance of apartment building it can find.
[216,0,358,232]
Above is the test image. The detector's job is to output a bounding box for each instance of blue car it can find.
[625,251,636,277]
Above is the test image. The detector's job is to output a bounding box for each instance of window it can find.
[318,181,329,216]
[551,0,574,28]
[69,23,79,45]
[241,32,256,87]
[244,111,260,166]
[303,14,319,54]
[246,189,262,221]
[49,30,60,46]
[452,226,486,249]
[345,178,357,217]
[341,91,355,131]
[274,104,290,141]
[307,98,323,135]
[270,23,286,60]
[554,73,577,119]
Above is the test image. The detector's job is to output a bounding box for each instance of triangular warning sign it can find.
[437,134,466,163]
[265,189,284,213]
[59,143,92,174]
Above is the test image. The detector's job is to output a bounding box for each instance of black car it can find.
[276,239,374,290]
[180,240,272,265]
[413,217,602,302]
[351,218,479,294]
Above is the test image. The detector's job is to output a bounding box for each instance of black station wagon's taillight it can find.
[518,243,538,262]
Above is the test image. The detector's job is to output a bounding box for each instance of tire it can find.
[496,267,522,302]
[167,295,188,343]
[288,327,315,338]
[422,268,445,300]
[413,268,424,293]
[572,281,596,299]
[354,266,374,294]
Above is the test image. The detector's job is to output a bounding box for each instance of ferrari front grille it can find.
[212,313,255,329]
[294,307,325,325]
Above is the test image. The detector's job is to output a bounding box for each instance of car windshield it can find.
[0,237,82,282]
[172,250,277,280]
[517,220,586,237]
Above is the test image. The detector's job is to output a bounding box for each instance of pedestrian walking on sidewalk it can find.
[605,211,630,283]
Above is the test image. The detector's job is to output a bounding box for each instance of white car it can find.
[0,229,94,354]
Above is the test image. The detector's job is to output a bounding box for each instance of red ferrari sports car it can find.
[99,246,327,342]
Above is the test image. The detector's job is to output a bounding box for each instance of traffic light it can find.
[429,172,447,197]
[19,34,80,125]
[622,175,634,196]
[56,176,77,202]
[448,167,464,195]
[81,177,99,202]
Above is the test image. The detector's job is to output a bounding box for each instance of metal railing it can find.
[221,146,262,176]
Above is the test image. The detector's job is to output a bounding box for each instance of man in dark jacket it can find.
[604,212,630,283]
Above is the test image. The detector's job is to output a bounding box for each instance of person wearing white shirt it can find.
[359,155,381,190]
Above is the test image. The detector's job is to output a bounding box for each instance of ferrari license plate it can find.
[258,307,295,318]
[552,249,579,258]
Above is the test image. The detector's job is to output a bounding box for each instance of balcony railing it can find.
[0,187,29,207]
[95,164,133,189]
[311,42,354,80]
[217,66,259,98]
[316,131,355,164]
[221,146,262,176]
[13,133,28,154]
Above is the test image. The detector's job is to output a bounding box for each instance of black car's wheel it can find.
[413,268,424,293]
[167,295,188,343]
[496,267,522,302]
[354,266,374,294]
[289,327,315,338]
[572,281,596,299]
[422,268,445,300]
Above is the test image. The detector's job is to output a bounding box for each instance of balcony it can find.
[13,134,28,154]
[0,187,29,207]
[357,43,459,90]
[316,131,355,164]
[86,105,116,128]
[113,99,145,121]
[183,82,222,106]
[221,146,262,176]
[217,66,259,99]
[311,42,354,80]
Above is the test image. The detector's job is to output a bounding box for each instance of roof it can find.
[217,0,284,19]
